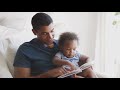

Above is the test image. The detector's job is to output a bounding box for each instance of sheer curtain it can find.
[94,12,120,78]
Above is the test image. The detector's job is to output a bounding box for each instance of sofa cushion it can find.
[0,12,38,30]
[5,29,36,77]
[0,40,13,78]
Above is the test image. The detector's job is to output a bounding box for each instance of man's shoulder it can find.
[17,43,30,52]
[18,38,36,49]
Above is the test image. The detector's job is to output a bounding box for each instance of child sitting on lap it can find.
[53,32,97,78]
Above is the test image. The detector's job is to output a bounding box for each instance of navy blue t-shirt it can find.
[13,38,59,76]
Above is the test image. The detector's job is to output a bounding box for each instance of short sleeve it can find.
[55,52,62,59]
[13,45,31,68]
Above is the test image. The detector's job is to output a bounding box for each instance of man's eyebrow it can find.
[41,32,48,33]
[41,28,54,33]
[67,48,71,50]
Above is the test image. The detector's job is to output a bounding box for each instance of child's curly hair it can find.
[58,32,79,46]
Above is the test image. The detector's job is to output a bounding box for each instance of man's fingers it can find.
[59,67,70,74]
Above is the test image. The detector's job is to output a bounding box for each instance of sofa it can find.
[0,12,110,78]
[0,12,37,78]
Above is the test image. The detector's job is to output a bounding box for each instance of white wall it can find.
[50,12,98,60]
[0,12,98,60]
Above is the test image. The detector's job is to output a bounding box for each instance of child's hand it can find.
[63,63,77,71]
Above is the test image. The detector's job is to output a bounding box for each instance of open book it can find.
[57,61,94,78]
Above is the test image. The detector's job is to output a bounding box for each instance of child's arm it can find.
[53,56,71,66]
[78,54,93,69]
[78,54,90,66]
[53,56,76,71]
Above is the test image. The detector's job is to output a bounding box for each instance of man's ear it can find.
[32,29,37,35]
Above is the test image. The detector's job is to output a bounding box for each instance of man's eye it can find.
[66,49,70,51]
[42,33,47,35]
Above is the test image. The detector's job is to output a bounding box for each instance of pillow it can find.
[0,38,9,57]
[5,39,18,76]
[0,40,13,78]
[0,25,21,40]
[5,29,36,76]
[0,12,38,30]
[0,12,56,30]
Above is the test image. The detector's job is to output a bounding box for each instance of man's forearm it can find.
[30,67,64,78]
[31,72,51,78]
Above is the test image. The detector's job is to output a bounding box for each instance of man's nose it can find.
[48,33,53,39]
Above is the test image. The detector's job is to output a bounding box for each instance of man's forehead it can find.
[40,28,54,33]
[39,24,54,32]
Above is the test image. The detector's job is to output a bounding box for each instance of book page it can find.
[79,61,94,71]
[58,68,82,78]
[57,61,94,78]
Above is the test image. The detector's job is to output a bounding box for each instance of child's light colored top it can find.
[55,51,81,67]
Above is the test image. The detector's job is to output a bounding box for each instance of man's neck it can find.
[44,43,54,48]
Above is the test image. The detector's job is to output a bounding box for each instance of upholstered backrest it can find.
[0,12,38,77]
[0,40,12,78]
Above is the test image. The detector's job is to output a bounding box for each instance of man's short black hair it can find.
[31,13,53,30]
[58,32,79,46]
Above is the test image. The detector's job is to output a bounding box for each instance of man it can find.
[13,13,95,78]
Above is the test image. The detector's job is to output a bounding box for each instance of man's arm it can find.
[14,66,68,78]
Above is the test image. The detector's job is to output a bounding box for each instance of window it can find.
[94,12,120,77]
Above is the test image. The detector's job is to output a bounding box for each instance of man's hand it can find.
[14,66,71,78]
[65,61,77,71]
[46,66,71,78]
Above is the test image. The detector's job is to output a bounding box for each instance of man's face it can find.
[32,23,55,45]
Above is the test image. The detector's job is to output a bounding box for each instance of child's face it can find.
[61,40,78,58]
